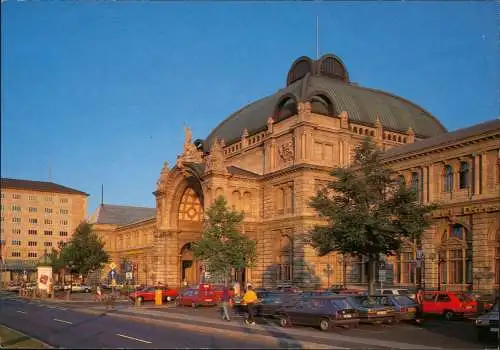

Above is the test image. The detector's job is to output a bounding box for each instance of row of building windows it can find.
[4,217,69,225]
[10,252,38,258]
[1,206,69,214]
[25,229,67,236]
[1,193,69,203]
[10,240,54,247]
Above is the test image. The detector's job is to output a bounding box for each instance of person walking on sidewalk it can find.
[242,285,258,325]
[221,286,232,321]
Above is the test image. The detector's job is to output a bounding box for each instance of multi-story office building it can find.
[0,178,88,282]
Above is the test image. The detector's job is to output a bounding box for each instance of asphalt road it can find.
[0,298,293,349]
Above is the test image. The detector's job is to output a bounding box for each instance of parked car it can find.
[335,288,365,295]
[277,296,359,331]
[348,295,397,324]
[372,295,420,322]
[475,300,499,342]
[376,288,416,300]
[129,286,178,303]
[63,284,91,293]
[421,291,477,320]
[177,288,217,308]
[256,292,301,317]
[7,282,21,292]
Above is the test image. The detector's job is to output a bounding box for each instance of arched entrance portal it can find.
[180,243,199,285]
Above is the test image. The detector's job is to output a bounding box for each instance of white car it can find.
[476,301,499,342]
[64,284,91,293]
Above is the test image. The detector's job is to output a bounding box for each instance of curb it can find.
[73,308,345,349]
[0,324,53,349]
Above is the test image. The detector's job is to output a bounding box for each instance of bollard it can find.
[155,288,162,306]
[135,297,141,307]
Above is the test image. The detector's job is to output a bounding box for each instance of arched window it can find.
[444,165,453,192]
[439,224,472,289]
[243,192,252,216]
[394,245,416,285]
[276,188,284,214]
[411,172,419,192]
[459,162,470,189]
[178,188,203,222]
[278,235,293,282]
[231,190,241,211]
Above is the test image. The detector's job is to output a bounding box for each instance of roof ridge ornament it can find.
[204,138,228,176]
[267,116,274,134]
[407,127,415,144]
[339,110,349,129]
[178,125,203,165]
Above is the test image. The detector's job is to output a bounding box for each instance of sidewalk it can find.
[73,305,440,350]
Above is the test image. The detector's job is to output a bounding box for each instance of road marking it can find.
[116,333,152,344]
[53,318,73,324]
[16,310,27,314]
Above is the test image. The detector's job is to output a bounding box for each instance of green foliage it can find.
[46,241,67,272]
[59,222,110,277]
[309,138,437,290]
[193,196,257,282]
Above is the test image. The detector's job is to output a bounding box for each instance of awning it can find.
[0,260,38,271]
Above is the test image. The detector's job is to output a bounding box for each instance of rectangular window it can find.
[11,205,21,212]
[12,194,21,199]
[59,231,68,237]
[45,196,53,202]
[1,193,4,198]
[28,195,36,201]
[44,230,53,236]
[450,249,464,284]
[28,241,37,247]
[11,252,21,257]
[60,219,68,226]
[44,219,52,225]
[28,229,37,235]
[28,218,37,224]
[11,240,21,246]
[12,217,21,223]
[60,198,68,204]
[44,242,52,247]
[28,207,37,213]
[45,208,53,214]
[12,229,21,235]
[60,209,68,215]
[28,252,37,258]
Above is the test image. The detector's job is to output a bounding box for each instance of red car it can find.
[129,286,178,303]
[421,291,477,320]
[178,287,218,308]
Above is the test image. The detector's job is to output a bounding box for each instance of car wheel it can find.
[477,328,489,343]
[85,289,90,293]
[319,318,331,332]
[279,316,291,328]
[167,296,172,302]
[443,311,455,321]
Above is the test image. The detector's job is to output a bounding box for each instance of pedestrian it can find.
[221,286,232,321]
[233,281,241,297]
[96,285,102,302]
[415,288,424,323]
[242,285,258,326]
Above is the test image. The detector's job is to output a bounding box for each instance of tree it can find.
[193,196,257,285]
[60,222,110,284]
[309,138,436,294]
[46,241,68,283]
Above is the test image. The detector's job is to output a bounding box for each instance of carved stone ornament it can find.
[298,102,312,118]
[267,117,274,134]
[204,138,228,175]
[407,127,415,143]
[156,161,170,192]
[278,141,295,163]
[178,125,203,164]
[339,110,349,129]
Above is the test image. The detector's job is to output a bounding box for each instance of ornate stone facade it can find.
[94,54,500,293]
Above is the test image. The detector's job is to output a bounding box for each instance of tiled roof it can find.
[381,118,500,161]
[89,204,156,226]
[0,178,88,196]
[204,55,447,148]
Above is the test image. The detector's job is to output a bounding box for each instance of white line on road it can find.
[116,333,152,344]
[53,318,73,325]
[16,310,26,314]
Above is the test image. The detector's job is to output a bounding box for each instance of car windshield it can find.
[456,293,473,302]
[394,295,415,305]
[397,289,410,295]
[354,296,380,307]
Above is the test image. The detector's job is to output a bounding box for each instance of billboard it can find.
[37,266,53,291]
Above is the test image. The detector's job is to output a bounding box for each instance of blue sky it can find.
[1,2,497,216]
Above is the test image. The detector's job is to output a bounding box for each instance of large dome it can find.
[203,54,447,148]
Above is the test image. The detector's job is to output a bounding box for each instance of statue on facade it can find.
[178,125,203,164]
[278,140,295,163]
